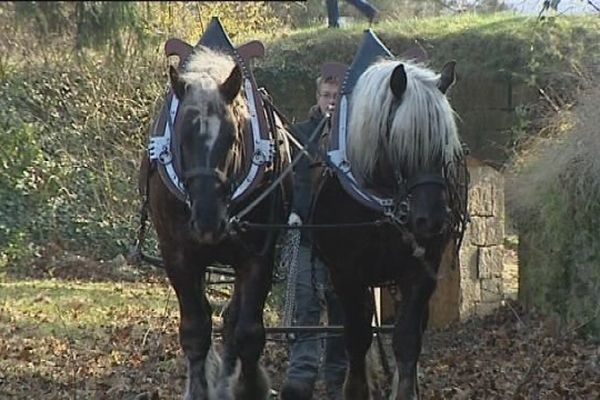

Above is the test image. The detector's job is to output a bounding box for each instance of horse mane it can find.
[347,59,462,180]
[178,46,249,173]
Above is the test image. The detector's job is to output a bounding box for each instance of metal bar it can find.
[213,325,395,334]
[206,266,235,276]
[239,220,389,231]
[206,280,235,285]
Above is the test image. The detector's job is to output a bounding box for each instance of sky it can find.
[501,0,597,14]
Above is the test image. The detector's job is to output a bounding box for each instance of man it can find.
[326,0,379,28]
[280,75,347,400]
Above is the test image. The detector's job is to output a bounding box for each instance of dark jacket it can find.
[291,105,328,223]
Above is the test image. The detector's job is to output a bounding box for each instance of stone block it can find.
[468,165,505,221]
[458,250,482,320]
[469,216,504,246]
[469,216,504,247]
[469,182,494,216]
[492,181,505,222]
[459,243,479,281]
[459,278,481,320]
[478,246,504,279]
[481,277,504,302]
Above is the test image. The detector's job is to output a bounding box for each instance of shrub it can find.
[506,85,600,338]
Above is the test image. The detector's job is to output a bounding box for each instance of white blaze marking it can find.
[204,115,221,152]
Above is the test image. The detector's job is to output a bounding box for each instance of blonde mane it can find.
[180,46,237,91]
[347,59,462,180]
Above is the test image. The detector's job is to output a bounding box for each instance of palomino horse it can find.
[139,44,290,399]
[312,56,468,400]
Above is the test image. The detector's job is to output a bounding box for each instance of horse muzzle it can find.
[411,215,448,239]
[189,219,227,244]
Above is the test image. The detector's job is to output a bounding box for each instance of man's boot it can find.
[279,380,313,400]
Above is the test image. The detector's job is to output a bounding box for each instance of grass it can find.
[257,11,599,72]
[0,273,184,399]
[1,9,599,397]
[0,262,286,399]
[0,279,175,339]
[0,12,597,266]
[254,12,599,121]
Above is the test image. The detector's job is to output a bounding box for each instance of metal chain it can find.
[279,229,301,328]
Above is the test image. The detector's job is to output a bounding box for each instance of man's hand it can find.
[288,212,302,226]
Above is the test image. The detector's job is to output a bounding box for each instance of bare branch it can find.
[587,0,600,12]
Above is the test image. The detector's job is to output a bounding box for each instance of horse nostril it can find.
[415,217,428,231]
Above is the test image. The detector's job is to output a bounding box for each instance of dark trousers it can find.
[284,245,347,399]
[326,0,378,27]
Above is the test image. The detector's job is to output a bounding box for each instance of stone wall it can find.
[449,75,538,167]
[428,157,507,327]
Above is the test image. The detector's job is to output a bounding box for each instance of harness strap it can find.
[228,110,331,226]
[406,173,446,191]
[183,166,228,184]
[264,95,389,212]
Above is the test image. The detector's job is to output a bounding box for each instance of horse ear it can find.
[169,65,186,100]
[390,64,407,99]
[438,61,456,94]
[220,65,242,104]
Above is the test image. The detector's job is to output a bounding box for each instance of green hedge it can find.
[510,86,600,339]
[254,13,599,120]
[0,55,165,266]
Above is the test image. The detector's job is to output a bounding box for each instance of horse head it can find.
[348,59,462,240]
[168,47,246,244]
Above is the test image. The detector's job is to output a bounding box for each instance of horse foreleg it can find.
[166,261,217,400]
[215,257,271,400]
[390,277,436,400]
[334,280,373,400]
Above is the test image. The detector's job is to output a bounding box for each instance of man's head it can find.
[316,75,340,115]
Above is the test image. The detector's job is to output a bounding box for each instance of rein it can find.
[132,87,465,280]
[232,95,410,230]
[237,220,390,231]
[238,93,400,219]
[258,95,456,279]
[227,107,330,229]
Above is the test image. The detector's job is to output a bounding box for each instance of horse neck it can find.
[359,148,397,194]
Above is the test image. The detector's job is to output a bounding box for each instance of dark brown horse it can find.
[312,57,469,400]
[139,45,290,399]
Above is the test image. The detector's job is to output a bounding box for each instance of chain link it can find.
[276,229,301,328]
